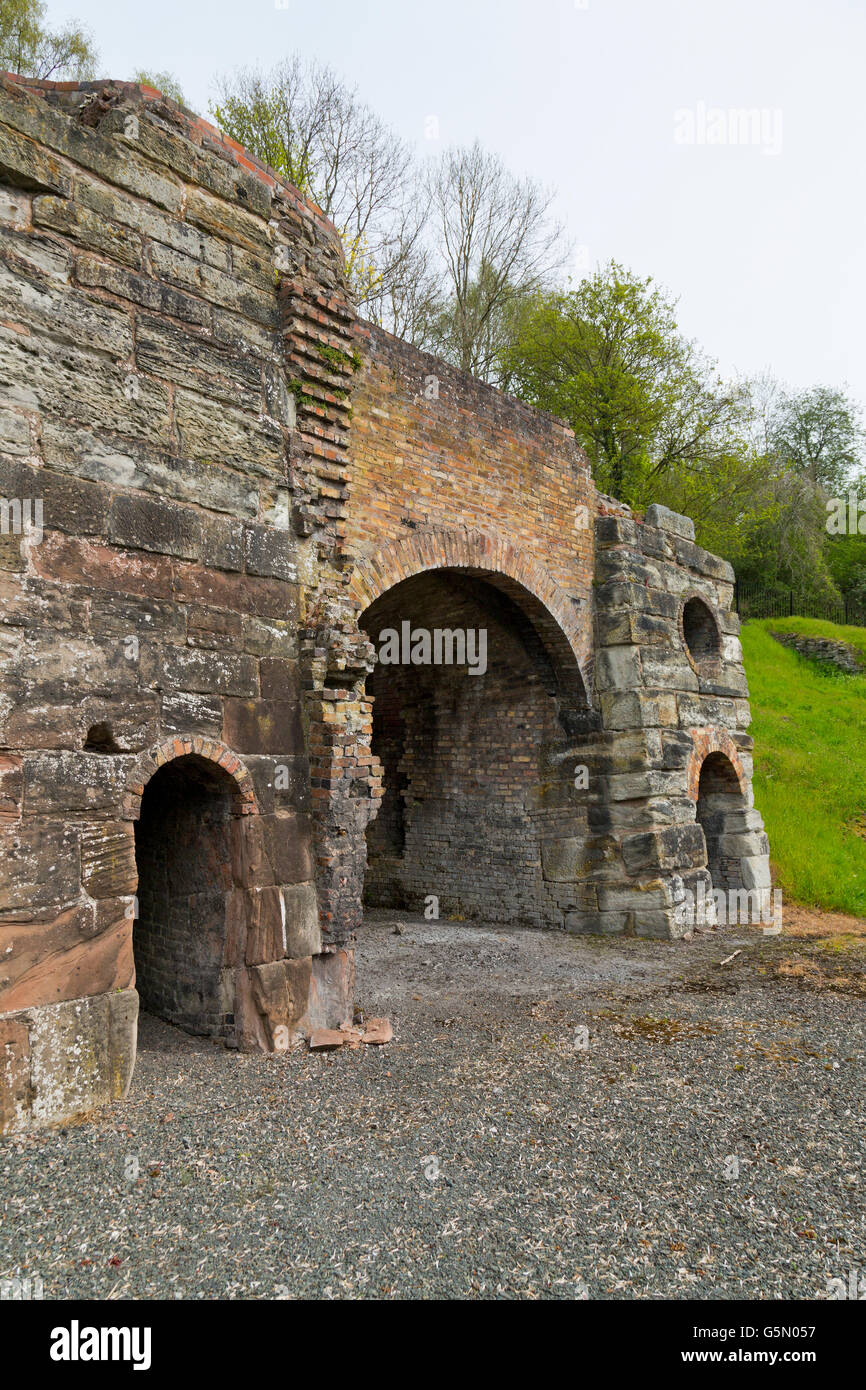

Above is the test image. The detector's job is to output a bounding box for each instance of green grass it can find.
[741,617,866,917]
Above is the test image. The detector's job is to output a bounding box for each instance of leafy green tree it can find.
[724,471,839,599]
[769,385,865,496]
[132,69,187,107]
[0,0,96,80]
[503,262,748,504]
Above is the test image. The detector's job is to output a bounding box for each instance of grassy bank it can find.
[740,617,866,917]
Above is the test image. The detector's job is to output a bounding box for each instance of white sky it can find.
[45,0,866,407]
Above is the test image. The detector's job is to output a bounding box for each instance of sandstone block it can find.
[644,504,695,541]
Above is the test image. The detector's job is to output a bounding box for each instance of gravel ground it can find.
[1,911,863,1300]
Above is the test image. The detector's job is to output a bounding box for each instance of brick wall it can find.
[346,324,597,678]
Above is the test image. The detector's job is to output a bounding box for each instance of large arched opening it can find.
[133,753,239,1040]
[359,565,592,928]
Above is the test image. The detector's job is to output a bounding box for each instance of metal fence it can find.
[734,581,866,627]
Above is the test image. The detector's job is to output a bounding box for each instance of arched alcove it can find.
[133,754,239,1039]
[682,595,722,668]
[359,565,591,927]
[695,751,749,893]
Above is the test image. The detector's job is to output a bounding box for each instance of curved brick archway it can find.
[686,729,746,801]
[122,737,259,822]
[349,527,591,702]
[349,532,599,928]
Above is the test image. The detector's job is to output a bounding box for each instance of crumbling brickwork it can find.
[0,76,770,1134]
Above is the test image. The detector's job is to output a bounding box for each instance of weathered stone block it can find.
[600,690,678,730]
[80,822,137,898]
[244,523,297,582]
[634,907,685,939]
[644,503,695,541]
[740,855,772,890]
[594,645,643,693]
[281,883,321,958]
[307,949,355,1031]
[22,752,131,815]
[222,698,304,755]
[29,993,111,1126]
[161,646,257,697]
[245,957,313,1048]
[0,122,72,196]
[621,823,707,874]
[0,1016,31,1134]
[109,493,203,560]
[0,824,80,911]
[0,901,133,1013]
[108,988,138,1100]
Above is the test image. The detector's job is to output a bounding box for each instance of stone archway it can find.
[687,731,771,912]
[348,527,593,693]
[121,737,337,1055]
[343,535,595,931]
[122,736,258,822]
[695,751,750,895]
[133,755,240,1040]
[303,527,597,943]
[123,739,262,1044]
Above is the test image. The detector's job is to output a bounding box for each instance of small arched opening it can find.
[695,751,749,893]
[133,754,237,1039]
[682,596,722,668]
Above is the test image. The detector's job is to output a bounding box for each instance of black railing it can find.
[734,579,866,627]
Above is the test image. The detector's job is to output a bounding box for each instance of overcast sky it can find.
[48,0,866,407]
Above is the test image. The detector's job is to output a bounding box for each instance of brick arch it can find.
[687,729,746,801]
[349,527,590,701]
[121,736,259,821]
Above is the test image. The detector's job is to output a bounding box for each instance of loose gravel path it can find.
[1,912,863,1299]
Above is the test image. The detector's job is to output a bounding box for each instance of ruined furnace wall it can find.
[0,76,365,1133]
[0,77,770,1135]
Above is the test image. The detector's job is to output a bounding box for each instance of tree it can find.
[425,141,567,382]
[732,470,840,598]
[0,0,96,80]
[768,384,865,496]
[503,262,748,503]
[211,58,427,321]
[132,69,187,108]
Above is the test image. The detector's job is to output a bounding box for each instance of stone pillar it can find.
[571,502,771,938]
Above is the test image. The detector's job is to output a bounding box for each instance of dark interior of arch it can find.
[683,596,722,665]
[360,569,588,927]
[133,755,235,1038]
[696,752,748,892]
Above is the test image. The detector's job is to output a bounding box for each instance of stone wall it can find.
[565,504,769,937]
[769,631,865,674]
[0,76,771,1134]
[0,76,361,1132]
